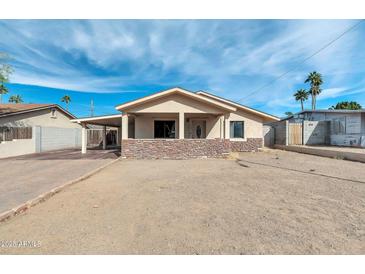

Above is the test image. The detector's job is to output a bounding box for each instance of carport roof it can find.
[71,114,122,127]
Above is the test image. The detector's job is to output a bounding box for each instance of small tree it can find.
[8,94,23,103]
[293,89,309,111]
[61,95,71,111]
[330,101,362,110]
[284,111,294,117]
[0,52,13,104]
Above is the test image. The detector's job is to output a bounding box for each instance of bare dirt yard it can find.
[0,149,364,254]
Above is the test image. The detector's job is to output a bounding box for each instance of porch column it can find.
[122,113,128,140]
[102,125,107,150]
[179,112,184,139]
[81,123,87,154]
[224,114,230,139]
[117,126,121,146]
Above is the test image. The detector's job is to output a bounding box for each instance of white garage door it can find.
[37,127,81,152]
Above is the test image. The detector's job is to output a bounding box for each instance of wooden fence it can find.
[288,123,303,145]
[87,129,118,147]
[0,127,32,142]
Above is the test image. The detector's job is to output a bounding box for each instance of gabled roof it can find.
[196,91,280,121]
[0,103,77,119]
[115,87,237,112]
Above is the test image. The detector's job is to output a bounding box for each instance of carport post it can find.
[81,124,87,154]
[285,120,289,146]
[102,125,107,150]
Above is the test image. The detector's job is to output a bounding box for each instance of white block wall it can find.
[0,138,36,158]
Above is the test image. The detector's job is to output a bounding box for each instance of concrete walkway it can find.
[0,149,119,214]
[274,145,365,163]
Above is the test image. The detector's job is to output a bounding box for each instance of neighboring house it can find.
[0,104,80,128]
[72,87,279,159]
[0,104,82,158]
[273,109,365,147]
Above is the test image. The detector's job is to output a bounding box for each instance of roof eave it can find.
[115,87,236,112]
[197,91,280,121]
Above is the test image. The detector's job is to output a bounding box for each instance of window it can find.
[154,120,176,138]
[50,108,57,119]
[230,121,244,138]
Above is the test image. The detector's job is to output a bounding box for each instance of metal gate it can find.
[288,123,303,145]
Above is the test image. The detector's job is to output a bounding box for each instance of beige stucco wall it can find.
[134,115,179,139]
[132,111,263,140]
[226,110,264,139]
[125,94,227,114]
[0,108,81,128]
[134,115,225,139]
[123,93,264,140]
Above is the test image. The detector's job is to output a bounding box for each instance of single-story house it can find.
[0,104,83,158]
[72,87,279,159]
[276,109,365,147]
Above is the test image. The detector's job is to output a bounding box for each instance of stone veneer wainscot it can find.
[121,138,262,159]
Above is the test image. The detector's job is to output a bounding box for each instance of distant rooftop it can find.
[0,104,54,115]
[0,103,76,119]
[281,109,365,121]
[298,109,365,113]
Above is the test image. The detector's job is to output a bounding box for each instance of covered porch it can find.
[122,112,231,140]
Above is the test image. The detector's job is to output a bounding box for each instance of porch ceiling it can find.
[130,112,222,117]
[71,114,122,127]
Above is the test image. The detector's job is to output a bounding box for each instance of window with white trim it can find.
[50,108,57,119]
[230,121,244,138]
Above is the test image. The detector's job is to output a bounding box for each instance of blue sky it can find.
[0,20,365,117]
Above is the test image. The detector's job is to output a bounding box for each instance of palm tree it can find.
[8,94,23,103]
[305,71,323,110]
[61,95,71,111]
[293,89,309,111]
[0,83,8,103]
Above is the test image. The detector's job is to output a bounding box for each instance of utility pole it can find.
[90,99,94,117]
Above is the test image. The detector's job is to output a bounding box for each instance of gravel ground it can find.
[0,150,364,254]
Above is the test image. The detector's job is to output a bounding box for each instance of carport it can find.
[71,114,122,154]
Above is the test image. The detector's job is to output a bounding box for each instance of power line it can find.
[236,19,365,103]
[90,99,94,117]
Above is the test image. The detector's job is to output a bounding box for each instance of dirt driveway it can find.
[0,149,118,214]
[0,150,364,254]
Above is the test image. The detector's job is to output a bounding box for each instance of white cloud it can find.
[1,19,364,114]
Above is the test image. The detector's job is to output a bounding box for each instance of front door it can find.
[191,120,206,139]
